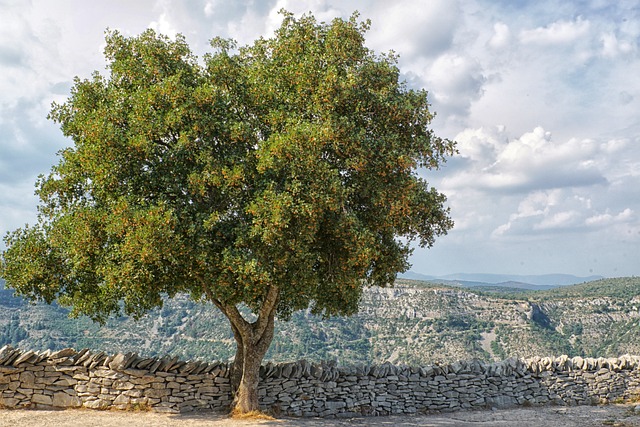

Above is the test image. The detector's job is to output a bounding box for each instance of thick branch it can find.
[199,279,251,335]
[196,274,277,342]
[255,305,275,351]
[254,284,279,339]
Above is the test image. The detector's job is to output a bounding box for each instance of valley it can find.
[1,277,639,365]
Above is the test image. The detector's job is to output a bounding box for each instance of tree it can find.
[0,11,455,413]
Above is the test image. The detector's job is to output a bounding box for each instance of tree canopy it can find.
[1,11,455,413]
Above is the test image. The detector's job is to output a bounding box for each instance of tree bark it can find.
[229,322,244,394]
[232,313,274,413]
[202,283,279,414]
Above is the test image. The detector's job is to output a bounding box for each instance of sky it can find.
[0,0,638,279]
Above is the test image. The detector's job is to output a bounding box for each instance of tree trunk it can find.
[203,284,279,415]
[232,311,275,414]
[229,323,244,394]
[233,341,265,413]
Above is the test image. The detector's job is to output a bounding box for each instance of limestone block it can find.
[83,398,110,409]
[53,377,77,387]
[123,368,149,377]
[153,404,179,414]
[0,397,20,408]
[112,380,135,390]
[112,394,130,405]
[123,388,143,398]
[52,392,82,408]
[132,375,157,385]
[196,386,220,394]
[16,387,35,397]
[31,393,53,405]
[19,371,35,387]
[145,388,169,399]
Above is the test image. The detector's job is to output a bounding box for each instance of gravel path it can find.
[1,405,640,427]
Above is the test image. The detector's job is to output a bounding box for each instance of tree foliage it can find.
[1,11,454,412]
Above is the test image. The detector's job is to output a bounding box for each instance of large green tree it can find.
[0,12,454,413]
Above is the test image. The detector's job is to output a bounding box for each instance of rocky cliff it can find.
[1,277,639,365]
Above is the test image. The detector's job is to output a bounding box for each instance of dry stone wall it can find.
[2,346,640,417]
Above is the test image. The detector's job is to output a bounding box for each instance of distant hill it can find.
[399,271,604,287]
[2,276,640,365]
[460,281,557,292]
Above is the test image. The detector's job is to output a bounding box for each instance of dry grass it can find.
[124,402,152,412]
[229,408,276,420]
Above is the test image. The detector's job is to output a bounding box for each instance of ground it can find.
[1,404,640,427]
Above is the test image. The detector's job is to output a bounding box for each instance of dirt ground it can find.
[1,404,640,427]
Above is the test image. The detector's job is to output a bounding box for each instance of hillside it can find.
[1,277,640,365]
[399,271,604,286]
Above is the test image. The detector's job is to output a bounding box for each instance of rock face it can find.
[5,278,640,366]
[1,345,640,417]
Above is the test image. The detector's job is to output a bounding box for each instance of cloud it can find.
[149,12,179,38]
[492,189,566,237]
[519,17,591,45]
[428,123,640,247]
[0,45,26,67]
[486,170,639,239]
[618,91,634,105]
[585,208,634,227]
[490,189,632,238]
[536,209,582,231]
[204,0,278,46]
[0,100,65,182]
[425,53,486,121]
[494,201,638,240]
[366,0,461,59]
[441,126,609,194]
[488,22,511,49]
[600,32,636,58]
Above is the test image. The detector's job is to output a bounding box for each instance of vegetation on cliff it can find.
[2,277,639,365]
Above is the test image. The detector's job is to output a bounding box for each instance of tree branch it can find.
[255,305,276,352]
[200,278,251,336]
[254,284,279,339]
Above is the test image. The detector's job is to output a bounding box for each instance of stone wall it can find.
[0,346,231,413]
[2,345,640,417]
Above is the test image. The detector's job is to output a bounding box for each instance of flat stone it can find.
[53,392,82,408]
[0,397,20,408]
[83,399,110,409]
[19,371,35,387]
[144,388,169,398]
[31,393,53,405]
[113,394,131,405]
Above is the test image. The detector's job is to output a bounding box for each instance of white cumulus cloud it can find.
[442,126,608,194]
[585,208,634,227]
[519,17,591,45]
[426,53,486,121]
